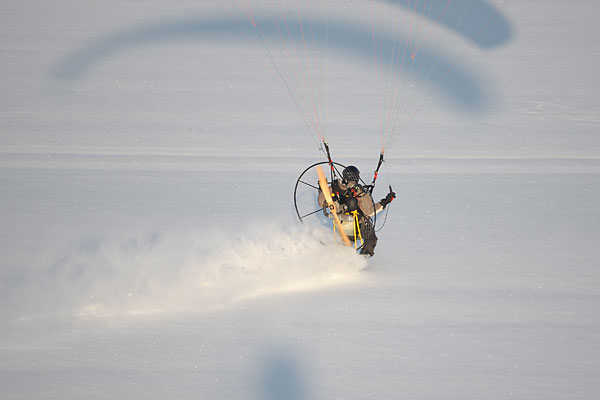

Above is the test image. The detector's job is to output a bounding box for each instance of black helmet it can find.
[342,165,360,183]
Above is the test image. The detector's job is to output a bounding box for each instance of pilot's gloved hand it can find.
[380,188,396,208]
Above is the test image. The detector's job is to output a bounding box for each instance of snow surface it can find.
[1,0,600,399]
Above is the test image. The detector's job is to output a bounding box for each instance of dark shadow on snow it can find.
[258,352,308,400]
[50,4,513,112]
[377,0,513,48]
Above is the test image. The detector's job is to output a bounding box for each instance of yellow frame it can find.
[333,210,364,250]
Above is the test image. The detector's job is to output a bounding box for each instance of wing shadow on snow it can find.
[50,5,512,112]
[258,352,309,400]
[377,0,513,49]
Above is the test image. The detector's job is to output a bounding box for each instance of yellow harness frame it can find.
[333,210,364,250]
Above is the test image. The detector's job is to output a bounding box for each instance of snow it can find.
[1,0,600,398]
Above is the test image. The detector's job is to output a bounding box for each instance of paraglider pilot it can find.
[318,165,395,256]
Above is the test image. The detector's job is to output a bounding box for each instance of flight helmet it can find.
[342,165,360,183]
